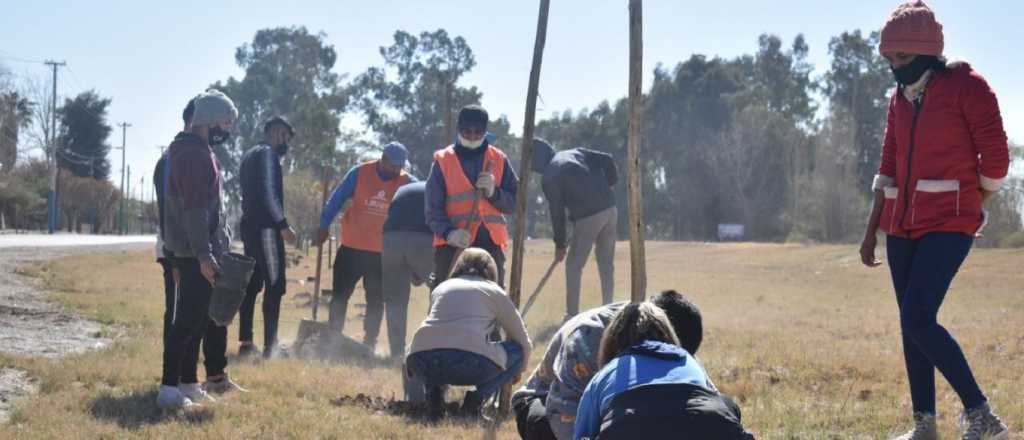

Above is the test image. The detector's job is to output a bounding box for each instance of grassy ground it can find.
[0,241,1021,439]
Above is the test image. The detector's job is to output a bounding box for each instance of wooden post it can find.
[503,0,551,418]
[627,0,647,303]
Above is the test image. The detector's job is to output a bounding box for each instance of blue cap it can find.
[382,142,408,168]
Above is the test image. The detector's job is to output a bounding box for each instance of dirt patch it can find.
[330,393,467,421]
[0,243,148,423]
[0,369,39,423]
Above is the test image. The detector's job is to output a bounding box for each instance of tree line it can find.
[2,26,1021,245]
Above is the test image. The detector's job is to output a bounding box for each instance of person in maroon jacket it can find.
[858,2,1010,439]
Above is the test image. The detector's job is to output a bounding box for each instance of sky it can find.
[2,0,1021,199]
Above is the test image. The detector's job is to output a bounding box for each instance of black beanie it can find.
[457,105,489,131]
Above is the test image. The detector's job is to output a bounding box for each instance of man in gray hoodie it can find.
[158,90,242,408]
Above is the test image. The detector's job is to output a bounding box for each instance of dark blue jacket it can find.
[383,181,431,234]
[541,148,617,248]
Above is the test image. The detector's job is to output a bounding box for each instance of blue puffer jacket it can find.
[574,340,716,440]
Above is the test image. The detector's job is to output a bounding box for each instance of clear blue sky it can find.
[1,0,1020,196]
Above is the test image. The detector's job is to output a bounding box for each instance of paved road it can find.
[0,233,155,249]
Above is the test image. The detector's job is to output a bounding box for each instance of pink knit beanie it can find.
[879,1,944,56]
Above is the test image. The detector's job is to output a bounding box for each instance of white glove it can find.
[447,229,472,248]
[476,172,496,198]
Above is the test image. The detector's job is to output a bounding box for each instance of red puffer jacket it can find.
[876,62,1009,239]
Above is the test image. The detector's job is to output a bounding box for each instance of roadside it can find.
[0,237,153,422]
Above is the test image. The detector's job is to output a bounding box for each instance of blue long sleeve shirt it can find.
[319,163,418,230]
[574,340,715,440]
[425,142,519,238]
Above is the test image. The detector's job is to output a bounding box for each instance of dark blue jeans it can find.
[407,341,524,401]
[887,232,986,414]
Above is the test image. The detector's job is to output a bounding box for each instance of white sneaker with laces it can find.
[203,375,249,394]
[179,382,215,403]
[156,385,195,409]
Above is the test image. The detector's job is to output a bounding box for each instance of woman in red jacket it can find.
[859,2,1011,440]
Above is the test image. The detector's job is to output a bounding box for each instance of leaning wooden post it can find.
[503,0,551,418]
[627,0,647,303]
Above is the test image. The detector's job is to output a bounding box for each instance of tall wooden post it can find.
[627,0,647,303]
[503,0,551,418]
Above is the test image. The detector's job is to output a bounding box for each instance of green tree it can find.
[821,30,892,192]
[0,91,33,173]
[211,26,351,200]
[56,91,112,180]
[349,29,481,176]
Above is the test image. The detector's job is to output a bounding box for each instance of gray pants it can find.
[381,231,434,359]
[566,206,617,317]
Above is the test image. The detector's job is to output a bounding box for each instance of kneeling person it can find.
[406,248,533,421]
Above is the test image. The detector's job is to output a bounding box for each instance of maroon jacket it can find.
[877,62,1009,239]
[162,132,223,262]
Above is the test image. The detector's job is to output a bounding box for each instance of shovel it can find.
[295,171,332,354]
[519,258,560,319]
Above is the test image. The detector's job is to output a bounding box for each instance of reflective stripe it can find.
[450,214,506,225]
[262,228,280,285]
[446,191,477,204]
[915,179,959,193]
[884,187,898,199]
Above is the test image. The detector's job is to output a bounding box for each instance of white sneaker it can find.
[179,382,215,403]
[156,385,195,409]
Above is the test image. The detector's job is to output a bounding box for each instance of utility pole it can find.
[126,165,131,235]
[44,60,65,234]
[117,122,131,235]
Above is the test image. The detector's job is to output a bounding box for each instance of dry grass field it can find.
[0,241,1021,439]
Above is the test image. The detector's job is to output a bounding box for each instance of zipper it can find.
[898,95,924,236]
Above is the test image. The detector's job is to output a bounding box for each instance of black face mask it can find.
[209,126,231,145]
[891,55,937,86]
[275,143,290,156]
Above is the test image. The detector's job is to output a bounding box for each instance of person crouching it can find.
[405,248,533,421]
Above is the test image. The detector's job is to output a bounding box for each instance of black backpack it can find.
[596,382,755,440]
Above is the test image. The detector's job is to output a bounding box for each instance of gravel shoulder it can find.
[0,240,152,422]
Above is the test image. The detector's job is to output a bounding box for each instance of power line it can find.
[0,50,45,65]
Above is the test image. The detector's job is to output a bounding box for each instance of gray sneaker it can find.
[203,375,249,394]
[891,412,938,440]
[961,403,1008,440]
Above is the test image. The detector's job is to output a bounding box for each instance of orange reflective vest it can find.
[340,161,411,252]
[432,145,509,249]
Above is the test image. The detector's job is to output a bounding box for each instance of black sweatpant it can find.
[239,228,286,352]
[161,258,227,386]
[513,394,557,440]
[328,245,383,346]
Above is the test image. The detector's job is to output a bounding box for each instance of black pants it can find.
[161,258,227,386]
[239,228,286,352]
[513,394,557,440]
[433,241,505,289]
[328,245,383,345]
[160,258,174,351]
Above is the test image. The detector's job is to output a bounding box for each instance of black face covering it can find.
[209,126,231,145]
[275,143,290,156]
[891,55,937,86]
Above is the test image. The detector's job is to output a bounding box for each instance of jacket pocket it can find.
[880,187,899,233]
[911,179,960,228]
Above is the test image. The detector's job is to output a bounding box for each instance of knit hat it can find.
[530,138,555,173]
[382,142,408,168]
[879,1,944,57]
[190,90,238,127]
[456,105,489,132]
